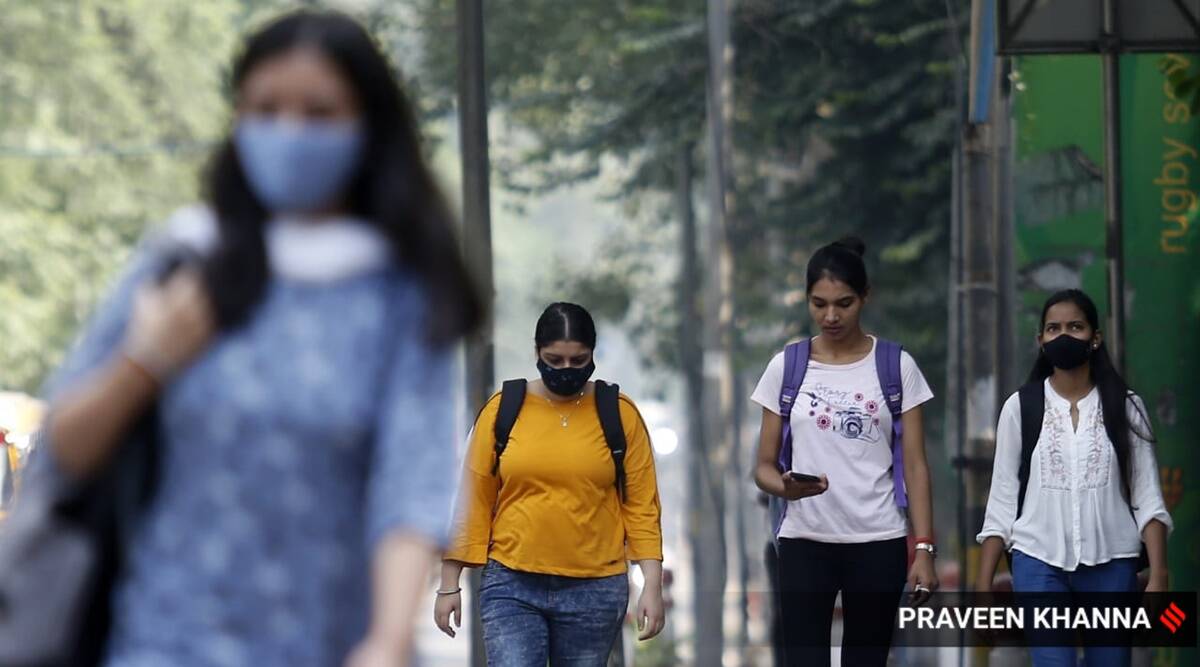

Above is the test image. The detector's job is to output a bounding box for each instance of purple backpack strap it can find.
[777,340,811,472]
[770,340,810,537]
[874,339,907,508]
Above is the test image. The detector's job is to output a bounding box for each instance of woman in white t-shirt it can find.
[976,289,1171,667]
[752,237,938,667]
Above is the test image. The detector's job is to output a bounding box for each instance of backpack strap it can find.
[1015,381,1045,519]
[594,381,627,502]
[770,341,811,538]
[491,379,527,476]
[874,339,906,508]
[777,340,811,472]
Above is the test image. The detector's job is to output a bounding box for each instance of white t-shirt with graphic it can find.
[750,336,935,543]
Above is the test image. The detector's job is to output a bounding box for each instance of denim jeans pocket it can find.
[555,572,629,618]
[480,560,501,591]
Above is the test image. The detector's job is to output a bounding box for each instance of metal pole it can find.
[947,4,968,665]
[696,0,734,662]
[950,126,966,667]
[456,1,492,665]
[675,138,713,667]
[1101,0,1125,372]
[994,58,1017,401]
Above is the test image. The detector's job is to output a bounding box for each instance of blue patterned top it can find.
[42,218,458,666]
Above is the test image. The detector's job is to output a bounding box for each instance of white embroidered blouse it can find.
[977,379,1173,571]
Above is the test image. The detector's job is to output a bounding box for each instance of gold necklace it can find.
[544,391,585,428]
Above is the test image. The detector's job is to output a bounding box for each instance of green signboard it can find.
[1013,52,1200,665]
[1121,50,1200,599]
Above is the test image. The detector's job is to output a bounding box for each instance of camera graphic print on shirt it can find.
[800,384,886,446]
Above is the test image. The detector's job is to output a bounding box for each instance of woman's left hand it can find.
[907,554,939,606]
[1144,569,1169,593]
[344,637,409,667]
[636,587,666,641]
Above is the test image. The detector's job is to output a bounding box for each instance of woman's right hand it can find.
[123,267,215,382]
[780,472,828,500]
[433,591,463,638]
[975,537,1006,595]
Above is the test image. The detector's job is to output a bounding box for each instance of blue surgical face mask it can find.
[234,115,364,214]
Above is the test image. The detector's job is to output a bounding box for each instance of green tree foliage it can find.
[416,0,706,361]
[0,0,416,392]
[417,0,707,194]
[415,0,963,410]
[0,0,245,392]
[733,0,962,394]
[414,0,712,394]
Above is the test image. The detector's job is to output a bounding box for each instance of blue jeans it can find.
[479,560,629,666]
[1010,550,1139,667]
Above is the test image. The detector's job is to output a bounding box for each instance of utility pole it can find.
[1100,0,1125,371]
[957,9,1011,667]
[456,1,492,665]
[697,0,736,663]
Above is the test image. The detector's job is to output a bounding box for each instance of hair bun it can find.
[831,236,866,257]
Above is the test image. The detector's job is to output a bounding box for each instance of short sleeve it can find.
[899,350,935,413]
[750,350,787,415]
[364,280,460,551]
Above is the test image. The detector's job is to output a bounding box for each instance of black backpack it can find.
[1012,382,1148,570]
[489,379,627,502]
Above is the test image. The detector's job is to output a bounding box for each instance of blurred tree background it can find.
[413,2,964,659]
[2,0,964,455]
[1,0,237,390]
[2,0,966,662]
[0,0,415,392]
[415,0,962,454]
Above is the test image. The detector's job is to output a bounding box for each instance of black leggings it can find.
[776,537,907,667]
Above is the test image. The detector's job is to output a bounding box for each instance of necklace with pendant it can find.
[545,392,585,427]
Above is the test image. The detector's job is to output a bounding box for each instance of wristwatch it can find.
[914,542,937,558]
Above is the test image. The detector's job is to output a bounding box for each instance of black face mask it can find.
[1042,334,1093,370]
[537,359,595,397]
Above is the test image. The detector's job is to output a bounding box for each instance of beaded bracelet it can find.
[435,587,462,596]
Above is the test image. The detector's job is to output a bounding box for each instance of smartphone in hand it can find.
[786,471,821,484]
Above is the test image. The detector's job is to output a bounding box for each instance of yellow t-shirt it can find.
[445,388,663,577]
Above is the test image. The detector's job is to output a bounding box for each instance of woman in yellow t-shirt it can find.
[434,302,665,665]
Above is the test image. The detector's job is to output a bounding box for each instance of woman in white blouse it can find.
[976,289,1171,667]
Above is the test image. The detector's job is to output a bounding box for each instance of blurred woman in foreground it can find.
[40,10,481,666]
